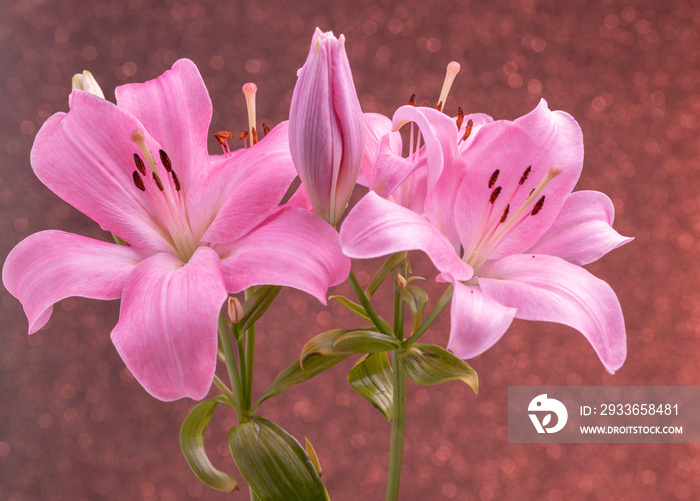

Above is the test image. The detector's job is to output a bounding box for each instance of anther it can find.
[152,172,164,192]
[242,82,257,143]
[251,127,259,145]
[240,130,249,140]
[437,61,460,115]
[531,196,545,215]
[461,119,474,142]
[131,129,158,174]
[159,149,172,172]
[519,166,531,185]
[420,102,430,107]
[171,170,181,191]
[214,131,234,145]
[456,106,464,130]
[408,94,416,106]
[489,186,502,204]
[262,123,271,136]
[133,154,146,176]
[435,101,443,112]
[488,169,500,189]
[132,171,145,191]
[500,204,510,223]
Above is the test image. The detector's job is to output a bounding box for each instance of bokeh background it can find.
[1,0,698,499]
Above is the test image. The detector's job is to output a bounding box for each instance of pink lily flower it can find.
[3,59,350,401]
[289,28,366,226]
[340,100,631,373]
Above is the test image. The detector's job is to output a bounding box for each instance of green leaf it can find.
[300,329,398,365]
[228,416,329,501]
[365,252,407,297]
[399,343,478,394]
[180,400,238,492]
[329,295,372,323]
[398,284,429,331]
[239,285,282,331]
[305,438,323,476]
[253,354,347,411]
[348,352,393,421]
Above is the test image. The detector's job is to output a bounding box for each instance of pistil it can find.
[437,61,460,115]
[242,82,258,145]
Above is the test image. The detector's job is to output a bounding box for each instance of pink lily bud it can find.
[289,28,366,226]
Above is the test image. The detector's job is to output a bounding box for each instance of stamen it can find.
[214,131,234,154]
[251,127,259,145]
[408,94,417,106]
[456,106,464,130]
[171,170,181,191]
[489,186,502,204]
[152,172,164,191]
[434,101,443,112]
[133,154,146,176]
[488,169,500,189]
[519,166,531,185]
[159,150,172,172]
[531,196,545,215]
[437,61,460,115]
[500,204,510,223]
[132,171,145,191]
[239,130,249,140]
[262,123,271,136]
[131,129,158,174]
[242,82,257,144]
[420,102,430,107]
[461,119,474,142]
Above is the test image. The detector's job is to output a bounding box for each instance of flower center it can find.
[131,130,199,262]
[463,164,562,271]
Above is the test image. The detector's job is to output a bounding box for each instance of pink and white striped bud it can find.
[289,28,366,226]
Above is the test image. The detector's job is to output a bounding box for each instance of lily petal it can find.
[2,231,142,334]
[111,246,227,401]
[478,254,626,373]
[442,278,517,360]
[340,191,473,281]
[360,112,393,185]
[189,122,297,245]
[115,59,212,191]
[31,91,174,253]
[217,207,350,303]
[527,190,633,265]
[456,99,584,259]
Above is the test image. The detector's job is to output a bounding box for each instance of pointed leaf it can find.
[329,295,372,323]
[228,416,329,501]
[254,354,347,410]
[180,400,238,492]
[300,329,398,366]
[305,438,323,476]
[398,284,429,330]
[348,352,393,421]
[239,285,282,332]
[399,343,478,394]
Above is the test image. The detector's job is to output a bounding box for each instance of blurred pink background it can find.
[1,0,698,499]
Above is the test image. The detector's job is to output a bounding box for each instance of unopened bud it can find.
[71,70,105,99]
[396,273,407,288]
[227,296,243,323]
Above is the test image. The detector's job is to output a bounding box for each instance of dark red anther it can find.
[132,171,145,191]
[152,172,164,191]
[531,195,545,215]
[500,204,510,223]
[408,94,416,106]
[214,130,234,146]
[262,123,271,136]
[420,101,430,107]
[159,149,172,172]
[456,107,464,130]
[488,169,500,189]
[239,130,249,140]
[435,101,443,112]
[171,170,181,191]
[461,119,474,142]
[251,127,259,145]
[133,154,146,176]
[489,186,502,204]
[519,166,532,185]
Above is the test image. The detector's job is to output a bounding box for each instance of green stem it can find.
[386,272,407,501]
[212,374,236,407]
[217,314,247,422]
[245,322,256,408]
[237,328,247,406]
[403,285,453,348]
[386,356,406,500]
[348,271,393,336]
